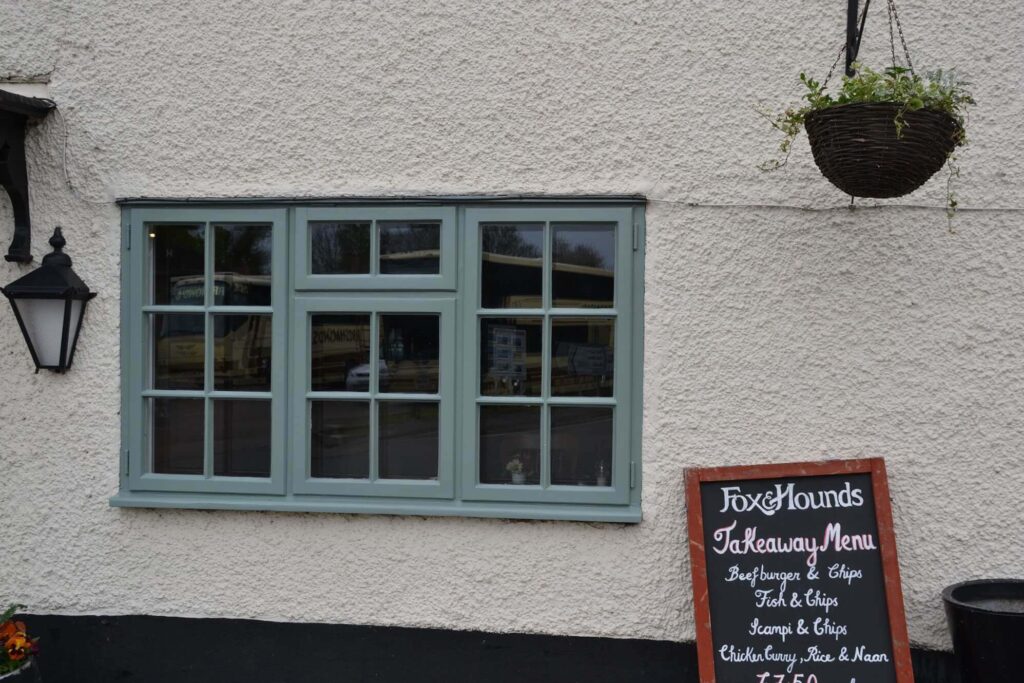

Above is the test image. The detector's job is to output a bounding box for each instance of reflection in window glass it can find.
[379,315,439,394]
[213,400,271,477]
[481,223,544,308]
[480,317,542,397]
[551,318,614,397]
[310,222,371,274]
[379,402,439,479]
[551,407,613,486]
[152,398,204,475]
[151,313,205,390]
[552,223,615,308]
[150,224,204,305]
[379,222,441,274]
[311,315,371,392]
[479,405,540,485]
[310,401,370,479]
[214,224,272,306]
[214,315,272,391]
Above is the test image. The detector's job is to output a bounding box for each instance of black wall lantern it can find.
[2,227,96,372]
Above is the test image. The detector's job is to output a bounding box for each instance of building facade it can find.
[1,1,1022,681]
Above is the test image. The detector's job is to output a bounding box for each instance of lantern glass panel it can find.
[16,297,80,368]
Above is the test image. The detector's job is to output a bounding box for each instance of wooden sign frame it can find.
[684,457,914,683]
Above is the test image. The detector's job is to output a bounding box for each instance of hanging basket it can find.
[804,102,961,198]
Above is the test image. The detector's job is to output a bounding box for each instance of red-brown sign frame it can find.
[684,457,914,683]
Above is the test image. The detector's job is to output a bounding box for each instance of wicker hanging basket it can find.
[804,102,961,198]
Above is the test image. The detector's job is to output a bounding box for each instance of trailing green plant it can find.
[759,64,975,222]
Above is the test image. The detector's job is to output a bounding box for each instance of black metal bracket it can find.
[845,0,871,77]
[0,89,55,263]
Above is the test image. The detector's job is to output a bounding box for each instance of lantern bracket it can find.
[0,89,56,263]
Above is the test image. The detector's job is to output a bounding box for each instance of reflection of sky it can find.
[554,224,615,270]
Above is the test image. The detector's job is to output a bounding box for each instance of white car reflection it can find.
[345,360,390,391]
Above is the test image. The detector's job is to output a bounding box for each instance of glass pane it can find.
[480,317,542,397]
[551,317,614,397]
[310,401,369,478]
[213,224,272,306]
[551,406,613,487]
[150,224,204,305]
[379,222,441,274]
[479,405,540,485]
[214,315,272,392]
[379,402,439,480]
[481,223,544,308]
[151,313,205,390]
[552,223,616,308]
[380,314,439,394]
[15,298,72,368]
[311,314,371,392]
[213,400,271,477]
[151,398,204,475]
[310,222,371,274]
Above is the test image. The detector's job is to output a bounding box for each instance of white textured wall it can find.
[1,0,1022,651]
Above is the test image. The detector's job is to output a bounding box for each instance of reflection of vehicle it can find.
[154,274,273,388]
[345,361,390,391]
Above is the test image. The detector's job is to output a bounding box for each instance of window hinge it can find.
[125,224,131,250]
[629,461,637,489]
[124,450,130,476]
[632,220,639,252]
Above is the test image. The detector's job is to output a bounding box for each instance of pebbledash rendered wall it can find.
[1,0,1022,655]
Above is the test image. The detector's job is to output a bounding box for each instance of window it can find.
[115,200,644,522]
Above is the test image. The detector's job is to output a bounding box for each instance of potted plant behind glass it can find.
[0,605,39,682]
[760,0,975,216]
[506,457,527,485]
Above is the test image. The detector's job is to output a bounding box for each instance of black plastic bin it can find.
[943,579,1024,683]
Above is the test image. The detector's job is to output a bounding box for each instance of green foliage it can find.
[759,64,975,173]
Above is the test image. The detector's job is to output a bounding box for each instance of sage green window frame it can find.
[115,199,644,523]
[123,207,290,495]
[294,207,457,291]
[290,296,456,498]
[460,207,635,506]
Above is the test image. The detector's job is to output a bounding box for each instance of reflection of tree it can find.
[482,225,606,269]
[553,237,605,269]
[216,225,272,275]
[311,223,371,273]
[380,223,439,254]
[483,225,541,258]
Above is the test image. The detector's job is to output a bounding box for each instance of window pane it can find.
[380,314,439,394]
[551,406,613,487]
[214,224,272,306]
[479,405,540,485]
[311,314,371,392]
[152,398,204,475]
[214,314,272,392]
[310,222,371,274]
[150,224,204,305]
[151,313,204,390]
[480,317,542,397]
[552,223,615,308]
[481,223,544,308]
[379,402,439,480]
[311,401,370,479]
[213,400,271,477]
[551,317,614,397]
[379,222,441,274]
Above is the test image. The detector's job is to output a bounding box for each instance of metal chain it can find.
[887,0,915,74]
[822,1,871,88]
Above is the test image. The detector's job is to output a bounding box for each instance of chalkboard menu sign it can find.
[685,458,913,683]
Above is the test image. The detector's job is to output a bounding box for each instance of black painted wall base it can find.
[20,614,957,683]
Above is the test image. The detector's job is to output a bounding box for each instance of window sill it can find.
[109,491,642,524]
